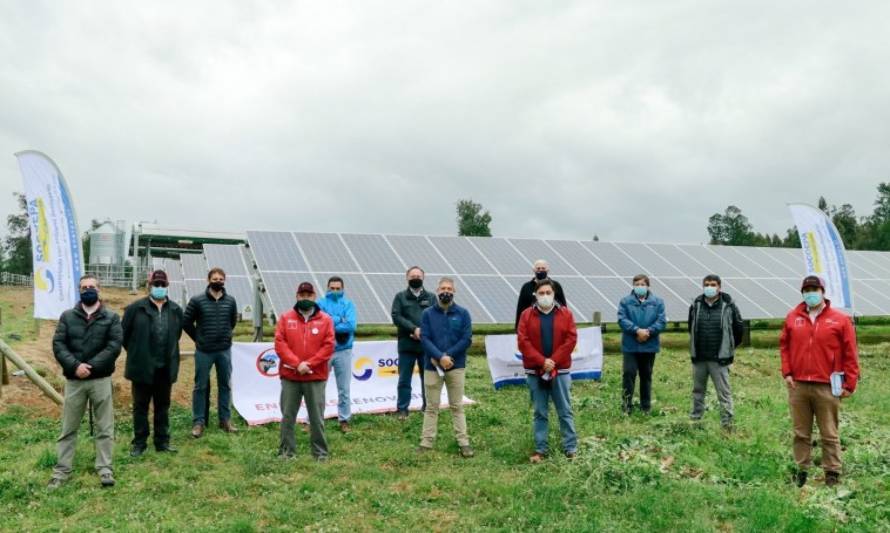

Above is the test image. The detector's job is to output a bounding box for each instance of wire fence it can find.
[0,272,33,287]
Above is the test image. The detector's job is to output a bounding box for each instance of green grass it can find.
[2,341,889,531]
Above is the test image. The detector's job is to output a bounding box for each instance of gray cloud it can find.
[2,1,889,245]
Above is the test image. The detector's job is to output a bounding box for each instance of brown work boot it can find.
[529,452,545,464]
[219,420,238,433]
[191,423,205,439]
[339,421,351,433]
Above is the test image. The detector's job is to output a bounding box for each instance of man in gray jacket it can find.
[688,274,744,430]
[391,266,436,420]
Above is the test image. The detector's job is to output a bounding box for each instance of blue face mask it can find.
[633,286,648,298]
[150,286,168,300]
[803,291,823,307]
[327,290,343,301]
[703,286,718,299]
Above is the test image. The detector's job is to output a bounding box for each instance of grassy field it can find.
[2,287,890,531]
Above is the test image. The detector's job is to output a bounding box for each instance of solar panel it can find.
[163,259,183,282]
[588,277,632,308]
[296,233,360,273]
[648,278,693,322]
[721,279,790,318]
[752,278,802,309]
[261,272,316,318]
[617,243,684,277]
[850,280,889,315]
[547,240,615,276]
[749,248,802,278]
[557,276,617,319]
[428,236,496,274]
[204,244,250,276]
[342,234,405,273]
[385,235,453,274]
[316,272,388,323]
[646,244,708,277]
[181,253,208,281]
[674,245,745,278]
[507,239,575,276]
[847,251,885,279]
[659,277,705,307]
[468,237,531,275]
[582,242,646,277]
[460,275,519,323]
[247,231,308,272]
[714,246,774,277]
[856,251,890,277]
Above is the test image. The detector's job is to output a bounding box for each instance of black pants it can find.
[622,352,656,412]
[132,367,172,449]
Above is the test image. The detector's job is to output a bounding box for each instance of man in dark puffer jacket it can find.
[48,274,123,490]
[183,267,239,438]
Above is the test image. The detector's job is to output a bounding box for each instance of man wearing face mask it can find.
[688,274,744,430]
[514,260,567,332]
[275,282,335,461]
[316,276,357,433]
[391,266,436,420]
[617,274,666,415]
[48,275,123,490]
[780,275,859,487]
[418,277,474,457]
[184,267,239,439]
[518,279,578,463]
[122,270,184,457]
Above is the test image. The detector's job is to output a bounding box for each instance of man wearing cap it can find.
[275,282,335,461]
[122,270,184,457]
[514,259,567,331]
[48,274,123,489]
[184,267,239,438]
[687,274,744,430]
[780,275,860,487]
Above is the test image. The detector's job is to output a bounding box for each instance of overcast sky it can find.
[2,1,889,244]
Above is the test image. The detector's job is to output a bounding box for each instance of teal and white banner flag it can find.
[788,203,853,311]
[15,151,83,319]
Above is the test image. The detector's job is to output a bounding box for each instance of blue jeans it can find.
[192,349,232,425]
[397,351,426,413]
[329,349,353,422]
[527,373,577,455]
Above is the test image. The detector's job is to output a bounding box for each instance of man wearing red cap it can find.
[122,270,184,457]
[275,281,335,461]
[780,275,860,487]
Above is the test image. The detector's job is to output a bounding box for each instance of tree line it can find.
[707,183,890,250]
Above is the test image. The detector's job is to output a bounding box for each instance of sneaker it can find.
[130,445,147,458]
[825,471,841,487]
[459,446,475,458]
[795,470,808,487]
[156,444,178,453]
[339,421,351,434]
[47,477,66,491]
[191,423,205,439]
[99,472,115,488]
[529,452,545,464]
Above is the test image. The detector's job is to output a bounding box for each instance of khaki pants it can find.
[53,377,115,479]
[789,381,841,473]
[421,369,469,448]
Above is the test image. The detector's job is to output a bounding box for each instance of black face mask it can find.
[80,288,99,306]
[535,271,548,280]
[438,292,454,305]
[408,279,423,290]
[296,299,315,311]
[209,282,225,292]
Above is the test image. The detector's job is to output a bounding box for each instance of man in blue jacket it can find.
[617,274,667,415]
[316,276,357,433]
[418,277,474,458]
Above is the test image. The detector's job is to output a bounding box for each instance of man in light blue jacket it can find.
[316,276,357,432]
[617,274,667,415]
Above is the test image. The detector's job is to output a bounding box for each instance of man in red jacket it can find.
[275,282,335,461]
[780,275,860,487]
[517,279,578,463]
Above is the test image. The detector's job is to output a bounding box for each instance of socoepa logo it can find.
[28,198,56,294]
[256,349,280,377]
[352,355,405,380]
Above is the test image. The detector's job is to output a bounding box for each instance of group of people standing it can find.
[46,256,860,490]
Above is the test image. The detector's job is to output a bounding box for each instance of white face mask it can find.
[536,294,554,309]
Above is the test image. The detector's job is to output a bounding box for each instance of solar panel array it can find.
[203,244,258,315]
[159,258,187,307]
[245,231,890,323]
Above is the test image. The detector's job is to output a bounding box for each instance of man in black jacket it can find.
[183,267,238,438]
[48,275,123,490]
[514,259,567,331]
[688,274,744,430]
[391,266,436,420]
[122,270,184,456]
